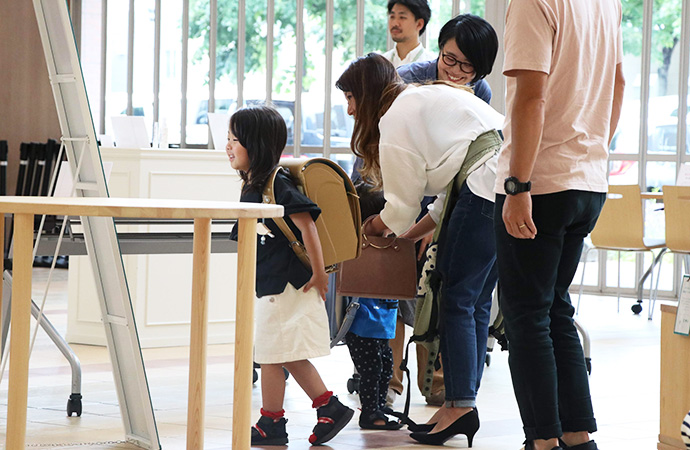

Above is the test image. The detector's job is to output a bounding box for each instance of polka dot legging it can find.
[345,332,393,414]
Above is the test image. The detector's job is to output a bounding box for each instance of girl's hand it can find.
[290,211,329,300]
[304,270,329,301]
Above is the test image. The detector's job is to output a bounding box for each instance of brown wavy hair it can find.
[336,53,406,190]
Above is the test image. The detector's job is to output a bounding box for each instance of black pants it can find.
[346,332,393,414]
[494,190,605,441]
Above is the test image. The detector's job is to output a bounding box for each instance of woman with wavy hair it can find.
[336,52,503,447]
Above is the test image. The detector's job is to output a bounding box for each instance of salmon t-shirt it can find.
[495,0,623,195]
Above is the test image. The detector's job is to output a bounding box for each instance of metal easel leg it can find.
[1,270,82,416]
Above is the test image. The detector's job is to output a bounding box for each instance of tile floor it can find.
[0,268,663,449]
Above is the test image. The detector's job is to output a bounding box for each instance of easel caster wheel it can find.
[67,393,82,417]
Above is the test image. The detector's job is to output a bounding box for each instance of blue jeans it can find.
[438,182,497,407]
[494,190,604,441]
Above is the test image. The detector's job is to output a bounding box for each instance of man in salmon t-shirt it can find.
[494,1,625,450]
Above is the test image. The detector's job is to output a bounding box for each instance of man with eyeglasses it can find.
[384,13,499,410]
[382,0,436,68]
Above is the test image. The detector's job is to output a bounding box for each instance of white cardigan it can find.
[378,84,505,235]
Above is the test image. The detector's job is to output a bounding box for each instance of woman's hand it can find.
[304,270,329,301]
[363,214,390,237]
[417,234,433,260]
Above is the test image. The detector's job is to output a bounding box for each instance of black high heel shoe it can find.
[407,422,436,432]
[409,408,479,447]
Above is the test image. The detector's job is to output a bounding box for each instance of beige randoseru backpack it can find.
[262,157,362,273]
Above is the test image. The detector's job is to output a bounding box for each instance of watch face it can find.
[505,180,517,193]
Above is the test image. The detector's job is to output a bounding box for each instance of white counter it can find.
[67,147,245,347]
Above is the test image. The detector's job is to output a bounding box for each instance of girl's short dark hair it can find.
[355,182,386,220]
[229,105,287,193]
[437,14,498,83]
[387,0,431,36]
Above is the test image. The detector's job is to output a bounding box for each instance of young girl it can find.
[227,105,354,446]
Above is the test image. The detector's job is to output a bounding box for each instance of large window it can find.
[79,0,502,154]
[577,0,690,301]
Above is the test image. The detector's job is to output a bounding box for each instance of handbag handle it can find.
[361,216,401,251]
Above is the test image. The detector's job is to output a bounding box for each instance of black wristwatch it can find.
[504,176,531,195]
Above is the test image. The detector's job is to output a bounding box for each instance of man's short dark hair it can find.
[437,14,498,83]
[387,0,432,36]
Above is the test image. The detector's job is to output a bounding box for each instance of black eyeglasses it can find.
[441,53,475,74]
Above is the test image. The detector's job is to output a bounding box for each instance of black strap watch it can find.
[504,176,531,195]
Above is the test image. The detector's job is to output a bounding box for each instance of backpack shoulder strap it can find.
[454,129,502,189]
[262,167,312,269]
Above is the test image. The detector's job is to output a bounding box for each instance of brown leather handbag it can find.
[337,231,418,300]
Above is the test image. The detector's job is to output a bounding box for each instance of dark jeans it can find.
[438,182,497,407]
[494,190,605,441]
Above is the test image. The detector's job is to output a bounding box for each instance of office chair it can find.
[577,185,666,318]
[651,186,690,314]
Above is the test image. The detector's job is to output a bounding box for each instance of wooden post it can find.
[186,218,212,450]
[6,213,33,449]
[232,218,257,450]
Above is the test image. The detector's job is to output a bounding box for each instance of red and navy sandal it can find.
[251,415,288,446]
[309,395,354,445]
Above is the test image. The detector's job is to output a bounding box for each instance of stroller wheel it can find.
[347,372,361,394]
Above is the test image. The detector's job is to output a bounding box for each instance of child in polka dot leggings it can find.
[345,183,402,430]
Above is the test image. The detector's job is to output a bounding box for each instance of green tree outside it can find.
[188,1,490,95]
[621,0,682,96]
[190,0,388,95]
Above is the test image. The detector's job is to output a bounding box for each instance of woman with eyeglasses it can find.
[397,14,498,104]
[337,52,504,446]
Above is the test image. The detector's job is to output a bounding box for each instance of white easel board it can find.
[208,112,231,151]
[111,115,150,148]
[676,163,690,186]
[675,275,690,336]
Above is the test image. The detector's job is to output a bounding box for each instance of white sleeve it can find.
[378,143,426,235]
[426,191,445,224]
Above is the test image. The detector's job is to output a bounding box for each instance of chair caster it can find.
[631,303,643,315]
[585,357,592,375]
[67,393,82,417]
